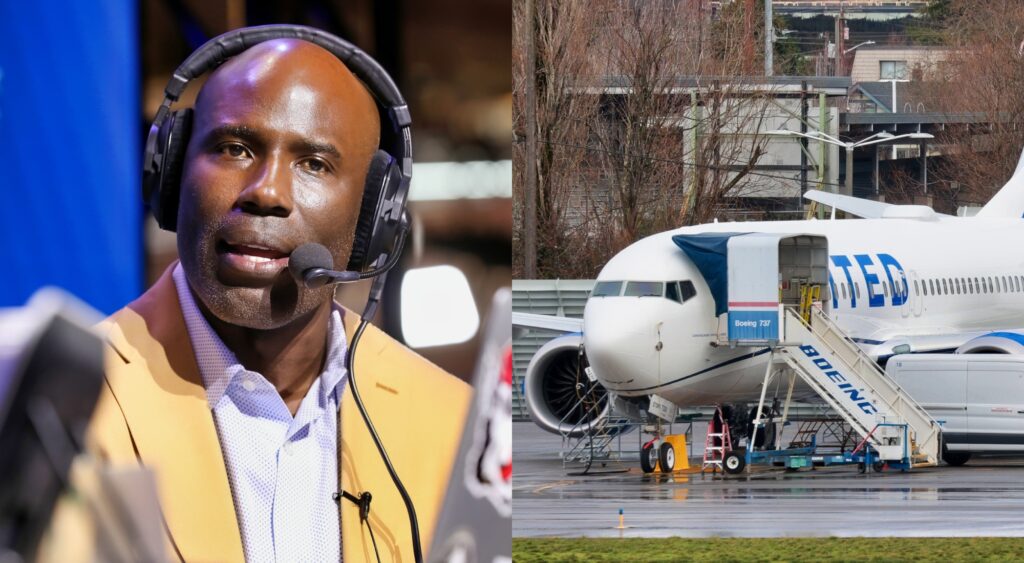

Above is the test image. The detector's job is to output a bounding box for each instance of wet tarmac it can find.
[513,422,1024,538]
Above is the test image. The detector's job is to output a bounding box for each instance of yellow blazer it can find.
[82,265,471,561]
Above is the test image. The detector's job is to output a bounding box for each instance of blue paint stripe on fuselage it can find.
[609,347,773,394]
[983,331,1024,346]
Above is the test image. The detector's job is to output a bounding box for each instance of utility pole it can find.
[764,0,773,76]
[819,91,827,193]
[743,0,755,75]
[800,81,808,195]
[523,0,537,278]
[834,6,845,76]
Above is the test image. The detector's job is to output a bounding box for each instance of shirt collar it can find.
[172,263,348,409]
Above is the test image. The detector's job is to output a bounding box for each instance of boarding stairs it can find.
[558,392,635,473]
[787,416,856,454]
[773,307,940,466]
[701,406,733,474]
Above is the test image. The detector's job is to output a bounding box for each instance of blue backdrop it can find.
[0,3,141,314]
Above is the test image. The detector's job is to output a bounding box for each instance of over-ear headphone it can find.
[143,24,411,274]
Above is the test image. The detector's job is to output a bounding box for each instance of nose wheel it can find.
[640,441,658,473]
[659,442,675,472]
[640,440,679,473]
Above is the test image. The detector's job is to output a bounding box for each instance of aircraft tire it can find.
[659,442,675,472]
[640,442,658,473]
[723,450,746,474]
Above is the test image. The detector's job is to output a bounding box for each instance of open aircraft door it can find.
[726,234,829,344]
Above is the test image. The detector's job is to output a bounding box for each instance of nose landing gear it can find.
[639,427,689,474]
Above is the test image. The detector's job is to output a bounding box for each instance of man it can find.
[57,38,470,561]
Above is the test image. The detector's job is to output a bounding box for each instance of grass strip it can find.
[512,537,1024,562]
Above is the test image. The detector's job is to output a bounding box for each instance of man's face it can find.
[176,40,380,329]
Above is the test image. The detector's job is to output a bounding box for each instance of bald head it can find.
[176,38,384,329]
[196,39,380,157]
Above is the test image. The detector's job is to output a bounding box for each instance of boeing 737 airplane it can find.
[515,151,1024,462]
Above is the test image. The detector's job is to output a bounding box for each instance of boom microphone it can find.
[289,243,360,287]
[288,223,410,289]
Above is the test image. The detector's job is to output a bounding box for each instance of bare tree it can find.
[918,0,1024,207]
[513,0,601,278]
[584,1,775,247]
[515,0,782,279]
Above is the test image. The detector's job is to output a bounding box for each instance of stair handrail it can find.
[785,307,940,462]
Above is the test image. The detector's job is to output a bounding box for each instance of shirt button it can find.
[242,379,256,392]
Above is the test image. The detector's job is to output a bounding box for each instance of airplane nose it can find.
[583,298,662,391]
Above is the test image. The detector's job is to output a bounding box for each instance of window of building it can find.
[880,60,908,80]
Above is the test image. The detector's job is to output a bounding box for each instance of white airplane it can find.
[515,151,1024,451]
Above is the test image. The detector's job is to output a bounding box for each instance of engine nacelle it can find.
[524,334,609,436]
[956,332,1024,354]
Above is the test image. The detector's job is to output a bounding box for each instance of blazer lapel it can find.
[338,310,393,561]
[337,310,472,563]
[102,266,244,562]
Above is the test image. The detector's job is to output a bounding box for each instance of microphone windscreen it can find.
[289,243,334,282]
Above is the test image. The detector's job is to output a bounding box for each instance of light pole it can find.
[767,130,934,198]
[843,40,876,56]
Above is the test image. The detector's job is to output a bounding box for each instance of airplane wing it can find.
[803,189,953,220]
[511,312,583,333]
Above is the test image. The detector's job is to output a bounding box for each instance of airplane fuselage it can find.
[583,216,1024,408]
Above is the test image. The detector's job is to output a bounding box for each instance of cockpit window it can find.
[624,281,664,297]
[666,282,681,303]
[679,280,697,301]
[591,281,623,297]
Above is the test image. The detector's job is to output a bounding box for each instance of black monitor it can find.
[0,291,105,560]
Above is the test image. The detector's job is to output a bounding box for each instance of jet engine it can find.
[956,332,1024,354]
[524,334,609,436]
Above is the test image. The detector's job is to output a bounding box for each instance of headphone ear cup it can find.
[150,108,193,232]
[344,151,391,272]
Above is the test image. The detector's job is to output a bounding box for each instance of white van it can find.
[885,354,1024,466]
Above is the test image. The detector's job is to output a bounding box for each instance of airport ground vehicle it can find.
[886,354,1024,465]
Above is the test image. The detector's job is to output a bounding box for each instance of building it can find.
[849,46,949,84]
